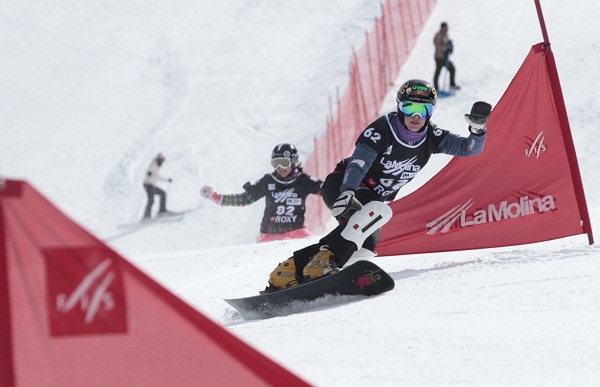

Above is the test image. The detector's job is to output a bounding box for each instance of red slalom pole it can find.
[534,0,594,244]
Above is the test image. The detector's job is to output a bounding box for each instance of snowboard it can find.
[437,89,456,98]
[224,260,395,318]
[118,212,184,229]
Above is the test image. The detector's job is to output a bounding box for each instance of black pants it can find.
[292,170,381,276]
[433,58,456,90]
[143,183,166,218]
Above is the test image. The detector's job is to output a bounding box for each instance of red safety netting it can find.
[304,0,437,234]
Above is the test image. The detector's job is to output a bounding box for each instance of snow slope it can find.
[2,0,599,386]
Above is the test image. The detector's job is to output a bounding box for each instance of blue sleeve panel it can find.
[438,132,486,156]
[340,143,379,192]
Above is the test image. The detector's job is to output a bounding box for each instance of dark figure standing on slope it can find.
[265,79,492,291]
[143,152,174,220]
[433,22,460,91]
[201,143,323,243]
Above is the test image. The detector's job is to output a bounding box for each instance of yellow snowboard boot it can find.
[268,257,300,290]
[302,246,340,281]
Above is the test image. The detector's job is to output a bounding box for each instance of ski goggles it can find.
[399,101,435,119]
[271,157,292,169]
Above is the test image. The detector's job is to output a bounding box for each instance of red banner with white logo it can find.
[377,43,593,256]
[0,179,310,386]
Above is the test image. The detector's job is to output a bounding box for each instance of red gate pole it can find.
[534,0,594,244]
[0,189,16,387]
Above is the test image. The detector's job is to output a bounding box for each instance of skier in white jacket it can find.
[143,153,173,220]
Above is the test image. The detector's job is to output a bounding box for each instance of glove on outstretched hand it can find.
[465,101,492,136]
[332,190,363,218]
[200,185,223,206]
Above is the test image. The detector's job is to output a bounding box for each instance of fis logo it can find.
[54,258,117,324]
[427,193,556,234]
[525,131,547,159]
[45,248,127,336]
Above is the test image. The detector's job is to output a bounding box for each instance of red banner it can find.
[0,179,310,386]
[377,43,593,256]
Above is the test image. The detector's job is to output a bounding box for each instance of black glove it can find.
[332,190,363,218]
[465,101,492,136]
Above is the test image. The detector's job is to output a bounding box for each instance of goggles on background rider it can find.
[271,157,292,169]
[399,101,435,119]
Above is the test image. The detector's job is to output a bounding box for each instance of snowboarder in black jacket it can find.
[265,79,491,291]
[201,143,323,242]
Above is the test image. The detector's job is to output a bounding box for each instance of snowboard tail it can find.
[224,260,394,318]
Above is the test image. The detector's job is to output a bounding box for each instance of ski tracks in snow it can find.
[104,36,191,223]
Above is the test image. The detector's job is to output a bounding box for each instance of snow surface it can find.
[2,0,600,386]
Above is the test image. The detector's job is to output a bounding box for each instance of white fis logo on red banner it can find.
[427,193,557,234]
[55,258,115,323]
[44,247,127,336]
[525,131,547,159]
